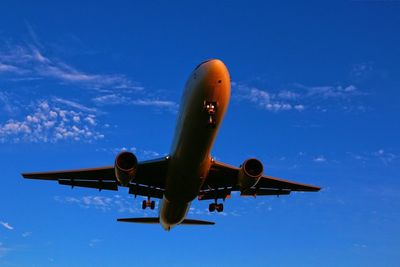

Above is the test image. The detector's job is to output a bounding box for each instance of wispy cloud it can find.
[0,242,12,258]
[351,62,373,81]
[0,43,142,91]
[233,82,364,112]
[54,194,154,215]
[347,149,398,165]
[52,97,97,113]
[21,232,32,238]
[313,155,327,163]
[92,94,178,113]
[0,63,23,74]
[1,29,179,116]
[233,83,305,112]
[0,92,20,114]
[302,84,359,98]
[96,146,165,160]
[0,99,104,143]
[89,239,102,248]
[373,149,398,165]
[0,221,14,230]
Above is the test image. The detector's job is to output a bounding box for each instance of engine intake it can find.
[114,151,138,186]
[238,158,264,192]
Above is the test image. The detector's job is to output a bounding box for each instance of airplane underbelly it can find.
[160,59,231,229]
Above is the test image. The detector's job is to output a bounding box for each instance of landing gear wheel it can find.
[142,200,147,210]
[150,200,155,210]
[216,203,224,213]
[209,203,216,212]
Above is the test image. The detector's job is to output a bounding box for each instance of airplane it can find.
[22,59,321,231]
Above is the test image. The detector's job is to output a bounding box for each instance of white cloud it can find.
[348,149,398,165]
[0,242,12,258]
[0,44,142,91]
[54,194,152,215]
[351,62,373,80]
[92,94,128,105]
[131,99,178,109]
[53,97,97,113]
[92,94,178,112]
[313,156,327,163]
[373,149,397,165]
[22,231,32,238]
[89,239,102,247]
[0,63,22,74]
[234,83,305,112]
[0,221,14,230]
[306,85,359,98]
[0,99,104,143]
[96,146,164,160]
[234,82,363,112]
[0,92,20,114]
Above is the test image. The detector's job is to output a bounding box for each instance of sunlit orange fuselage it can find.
[159,59,231,230]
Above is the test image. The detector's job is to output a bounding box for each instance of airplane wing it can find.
[22,157,168,199]
[199,160,320,200]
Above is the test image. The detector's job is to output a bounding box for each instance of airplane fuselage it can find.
[159,59,231,230]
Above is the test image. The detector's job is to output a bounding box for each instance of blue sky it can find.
[0,1,399,266]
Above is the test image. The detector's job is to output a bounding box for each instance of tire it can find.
[142,200,147,210]
[209,203,216,212]
[218,204,224,212]
[150,201,155,210]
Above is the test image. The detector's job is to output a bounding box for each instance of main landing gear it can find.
[142,197,155,210]
[209,202,224,213]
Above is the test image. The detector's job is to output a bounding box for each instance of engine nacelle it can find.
[114,151,138,186]
[238,158,264,192]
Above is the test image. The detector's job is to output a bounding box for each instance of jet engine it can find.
[238,158,264,192]
[114,151,138,186]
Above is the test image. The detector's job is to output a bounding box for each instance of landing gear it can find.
[204,101,217,128]
[209,203,216,212]
[209,203,224,213]
[216,203,223,212]
[142,197,155,210]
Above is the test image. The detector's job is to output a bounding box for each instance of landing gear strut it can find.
[142,197,155,210]
[209,202,224,213]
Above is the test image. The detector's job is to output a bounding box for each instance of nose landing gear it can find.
[204,101,217,128]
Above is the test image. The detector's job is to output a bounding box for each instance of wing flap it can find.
[241,188,291,196]
[198,188,231,200]
[58,179,118,191]
[22,157,169,195]
[202,160,321,199]
[128,184,164,199]
[22,166,115,181]
[256,176,321,192]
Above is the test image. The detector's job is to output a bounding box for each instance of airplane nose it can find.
[196,59,230,82]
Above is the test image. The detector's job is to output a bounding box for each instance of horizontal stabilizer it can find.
[117,217,159,224]
[117,217,215,225]
[180,219,215,225]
